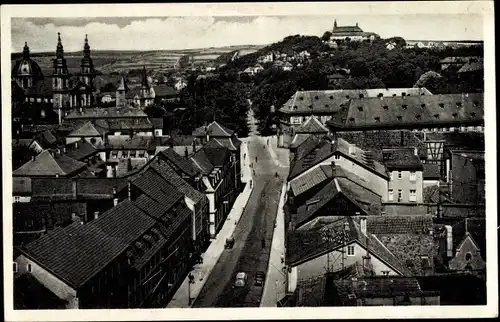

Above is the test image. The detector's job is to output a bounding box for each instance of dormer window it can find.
[325,104,329,108]
[439,103,444,108]
[402,92,406,97]
[315,96,319,100]
[308,105,313,109]
[456,102,462,107]
[374,116,380,122]
[470,112,476,117]
[473,101,479,107]
[397,115,402,121]
[345,95,350,99]
[421,103,426,108]
[434,114,440,119]
[415,114,421,120]
[329,95,334,99]
[357,106,363,112]
[349,117,355,123]
[452,112,458,118]
[359,94,364,99]
[383,105,389,111]
[393,94,397,97]
[378,93,383,98]
[402,104,408,110]
[299,96,304,100]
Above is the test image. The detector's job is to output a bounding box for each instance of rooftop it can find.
[21,200,157,288]
[453,217,486,260]
[382,147,423,171]
[13,150,87,177]
[295,115,330,134]
[192,121,235,137]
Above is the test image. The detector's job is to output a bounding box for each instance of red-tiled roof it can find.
[13,150,87,177]
[21,200,157,288]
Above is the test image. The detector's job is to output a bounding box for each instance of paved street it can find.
[192,108,288,308]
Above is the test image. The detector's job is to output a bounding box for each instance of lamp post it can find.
[188,273,195,305]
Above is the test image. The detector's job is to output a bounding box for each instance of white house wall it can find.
[15,254,79,308]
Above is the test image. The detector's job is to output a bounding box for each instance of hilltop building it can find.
[329,20,379,42]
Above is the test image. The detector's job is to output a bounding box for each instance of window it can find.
[13,262,18,273]
[334,154,341,160]
[26,264,32,273]
[388,189,394,201]
[347,245,355,256]
[14,196,20,203]
[398,171,402,179]
[465,252,472,262]
[398,189,403,201]
[410,171,416,181]
[409,189,417,202]
[389,172,394,181]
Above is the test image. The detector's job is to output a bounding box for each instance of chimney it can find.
[72,180,77,199]
[94,211,99,220]
[71,212,79,222]
[414,147,418,156]
[75,142,79,149]
[184,146,189,159]
[32,155,36,161]
[63,146,67,153]
[360,216,367,235]
[127,181,132,201]
[445,225,453,258]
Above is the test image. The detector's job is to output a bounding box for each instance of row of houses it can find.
[279,87,486,305]
[12,121,245,309]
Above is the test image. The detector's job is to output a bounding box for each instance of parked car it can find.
[254,271,265,286]
[225,236,235,249]
[233,272,248,288]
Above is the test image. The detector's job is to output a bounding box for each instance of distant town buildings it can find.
[329,19,380,42]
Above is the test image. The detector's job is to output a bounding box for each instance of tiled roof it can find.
[458,61,483,73]
[289,134,312,149]
[295,115,329,134]
[423,163,441,179]
[159,148,200,177]
[451,149,484,161]
[439,56,477,64]
[280,88,432,115]
[131,169,183,209]
[333,277,423,300]
[21,200,156,288]
[13,177,32,195]
[336,138,388,178]
[13,150,87,177]
[289,138,335,180]
[453,217,486,260]
[336,175,382,215]
[289,166,330,197]
[332,25,364,33]
[203,146,230,167]
[107,118,154,131]
[418,132,484,152]
[337,130,427,162]
[34,130,58,148]
[287,217,410,274]
[192,121,234,137]
[67,121,107,137]
[294,178,340,227]
[64,140,97,161]
[65,107,148,119]
[149,158,207,205]
[190,149,215,175]
[326,93,484,130]
[382,147,423,171]
[204,137,241,151]
[133,194,168,220]
[364,215,433,235]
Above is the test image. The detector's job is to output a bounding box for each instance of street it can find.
[192,108,288,307]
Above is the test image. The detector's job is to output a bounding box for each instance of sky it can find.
[11,14,484,53]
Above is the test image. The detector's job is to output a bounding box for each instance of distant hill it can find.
[11,44,266,74]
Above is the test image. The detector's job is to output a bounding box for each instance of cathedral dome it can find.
[11,42,43,78]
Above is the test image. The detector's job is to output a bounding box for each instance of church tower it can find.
[52,32,69,124]
[140,66,152,108]
[80,34,95,87]
[116,75,128,108]
[334,19,337,29]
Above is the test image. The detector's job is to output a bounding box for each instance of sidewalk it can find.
[166,140,253,308]
[260,182,287,307]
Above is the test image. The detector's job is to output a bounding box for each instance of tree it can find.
[413,71,447,93]
[321,31,332,41]
[144,103,166,118]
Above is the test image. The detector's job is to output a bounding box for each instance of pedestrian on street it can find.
[253,169,256,176]
[255,156,258,163]
[261,238,265,249]
[281,254,284,264]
